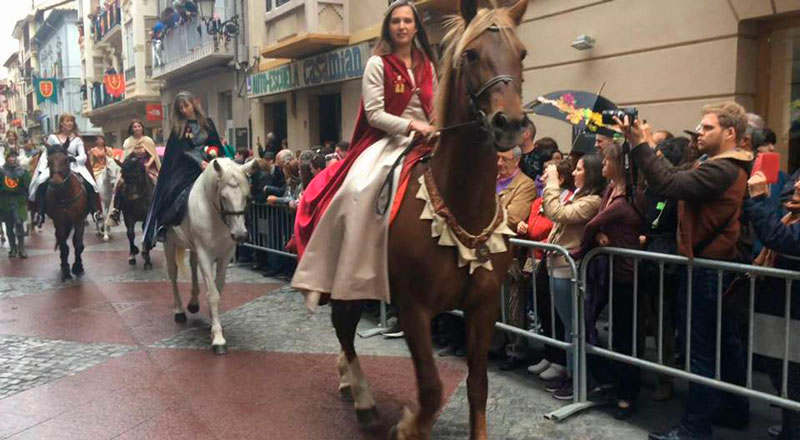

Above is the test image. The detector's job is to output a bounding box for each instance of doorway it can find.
[318,93,341,145]
[264,101,288,150]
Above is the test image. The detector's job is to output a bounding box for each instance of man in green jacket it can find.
[0,150,32,258]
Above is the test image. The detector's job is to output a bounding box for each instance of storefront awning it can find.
[260,33,350,60]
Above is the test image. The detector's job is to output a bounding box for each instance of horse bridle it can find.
[216,194,246,226]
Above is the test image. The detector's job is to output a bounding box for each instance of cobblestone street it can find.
[0,224,781,439]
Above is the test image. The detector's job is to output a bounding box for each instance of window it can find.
[276,0,291,7]
[124,21,134,73]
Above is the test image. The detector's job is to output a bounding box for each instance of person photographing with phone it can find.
[618,102,753,440]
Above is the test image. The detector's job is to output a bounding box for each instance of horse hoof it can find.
[212,344,228,355]
[128,257,136,265]
[71,265,84,276]
[174,313,187,323]
[103,236,110,242]
[143,261,153,271]
[187,303,199,314]
[356,407,380,429]
[339,386,353,402]
[61,272,72,282]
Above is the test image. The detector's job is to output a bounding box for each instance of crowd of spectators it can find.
[238,133,349,279]
[430,101,800,440]
[236,100,799,439]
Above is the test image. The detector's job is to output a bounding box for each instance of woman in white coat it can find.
[29,113,103,225]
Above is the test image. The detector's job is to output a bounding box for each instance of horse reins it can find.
[375,41,520,216]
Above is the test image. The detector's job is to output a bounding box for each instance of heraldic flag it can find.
[34,77,58,104]
[103,74,125,98]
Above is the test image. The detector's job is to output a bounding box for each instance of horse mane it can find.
[435,6,520,127]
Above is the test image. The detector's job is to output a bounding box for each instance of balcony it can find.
[90,82,124,111]
[151,16,235,81]
[261,0,349,60]
[92,4,122,46]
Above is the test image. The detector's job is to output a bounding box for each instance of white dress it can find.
[28,134,99,201]
[291,55,436,303]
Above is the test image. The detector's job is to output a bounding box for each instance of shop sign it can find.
[146,104,163,121]
[248,42,370,98]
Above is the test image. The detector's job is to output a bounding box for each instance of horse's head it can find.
[47,146,72,186]
[439,0,528,151]
[212,158,252,243]
[122,156,147,199]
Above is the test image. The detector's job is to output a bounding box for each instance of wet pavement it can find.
[0,223,782,439]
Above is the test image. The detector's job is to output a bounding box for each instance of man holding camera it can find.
[619,102,752,440]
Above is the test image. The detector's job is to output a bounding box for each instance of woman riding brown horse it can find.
[329,1,529,439]
[46,146,90,281]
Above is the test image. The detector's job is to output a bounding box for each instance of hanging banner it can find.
[145,104,163,121]
[34,77,58,104]
[103,73,125,98]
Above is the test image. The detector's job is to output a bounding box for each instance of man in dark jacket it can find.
[247,152,285,271]
[621,102,753,440]
[250,152,285,204]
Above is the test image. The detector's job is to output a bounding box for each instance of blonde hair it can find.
[170,91,209,138]
[702,102,747,142]
[435,6,522,127]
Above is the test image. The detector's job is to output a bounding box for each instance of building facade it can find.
[247,0,392,151]
[152,0,250,149]
[80,0,163,147]
[3,52,24,139]
[244,0,800,175]
[12,12,42,138]
[33,7,96,136]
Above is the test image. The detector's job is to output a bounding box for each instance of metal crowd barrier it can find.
[579,246,800,414]
[242,201,388,331]
[451,238,598,420]
[242,202,297,258]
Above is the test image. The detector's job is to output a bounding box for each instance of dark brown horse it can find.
[119,156,154,269]
[331,1,529,439]
[45,147,90,281]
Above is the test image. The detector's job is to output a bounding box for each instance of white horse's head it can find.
[106,158,121,184]
[210,158,263,243]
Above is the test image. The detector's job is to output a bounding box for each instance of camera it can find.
[601,107,638,125]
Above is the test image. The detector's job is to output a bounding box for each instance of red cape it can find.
[293,51,434,259]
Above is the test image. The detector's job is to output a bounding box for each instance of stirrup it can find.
[33,213,45,227]
[92,211,104,223]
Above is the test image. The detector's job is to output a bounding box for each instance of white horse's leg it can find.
[187,251,200,314]
[215,247,234,294]
[197,251,226,354]
[165,239,186,323]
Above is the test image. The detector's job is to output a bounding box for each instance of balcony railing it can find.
[92,3,122,43]
[90,81,124,110]
[152,16,234,79]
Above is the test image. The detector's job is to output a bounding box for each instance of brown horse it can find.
[331,1,529,439]
[119,155,154,269]
[45,146,90,281]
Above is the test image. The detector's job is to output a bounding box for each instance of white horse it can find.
[165,158,263,354]
[96,158,121,241]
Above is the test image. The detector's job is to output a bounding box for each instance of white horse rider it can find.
[165,157,263,355]
[29,114,104,226]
